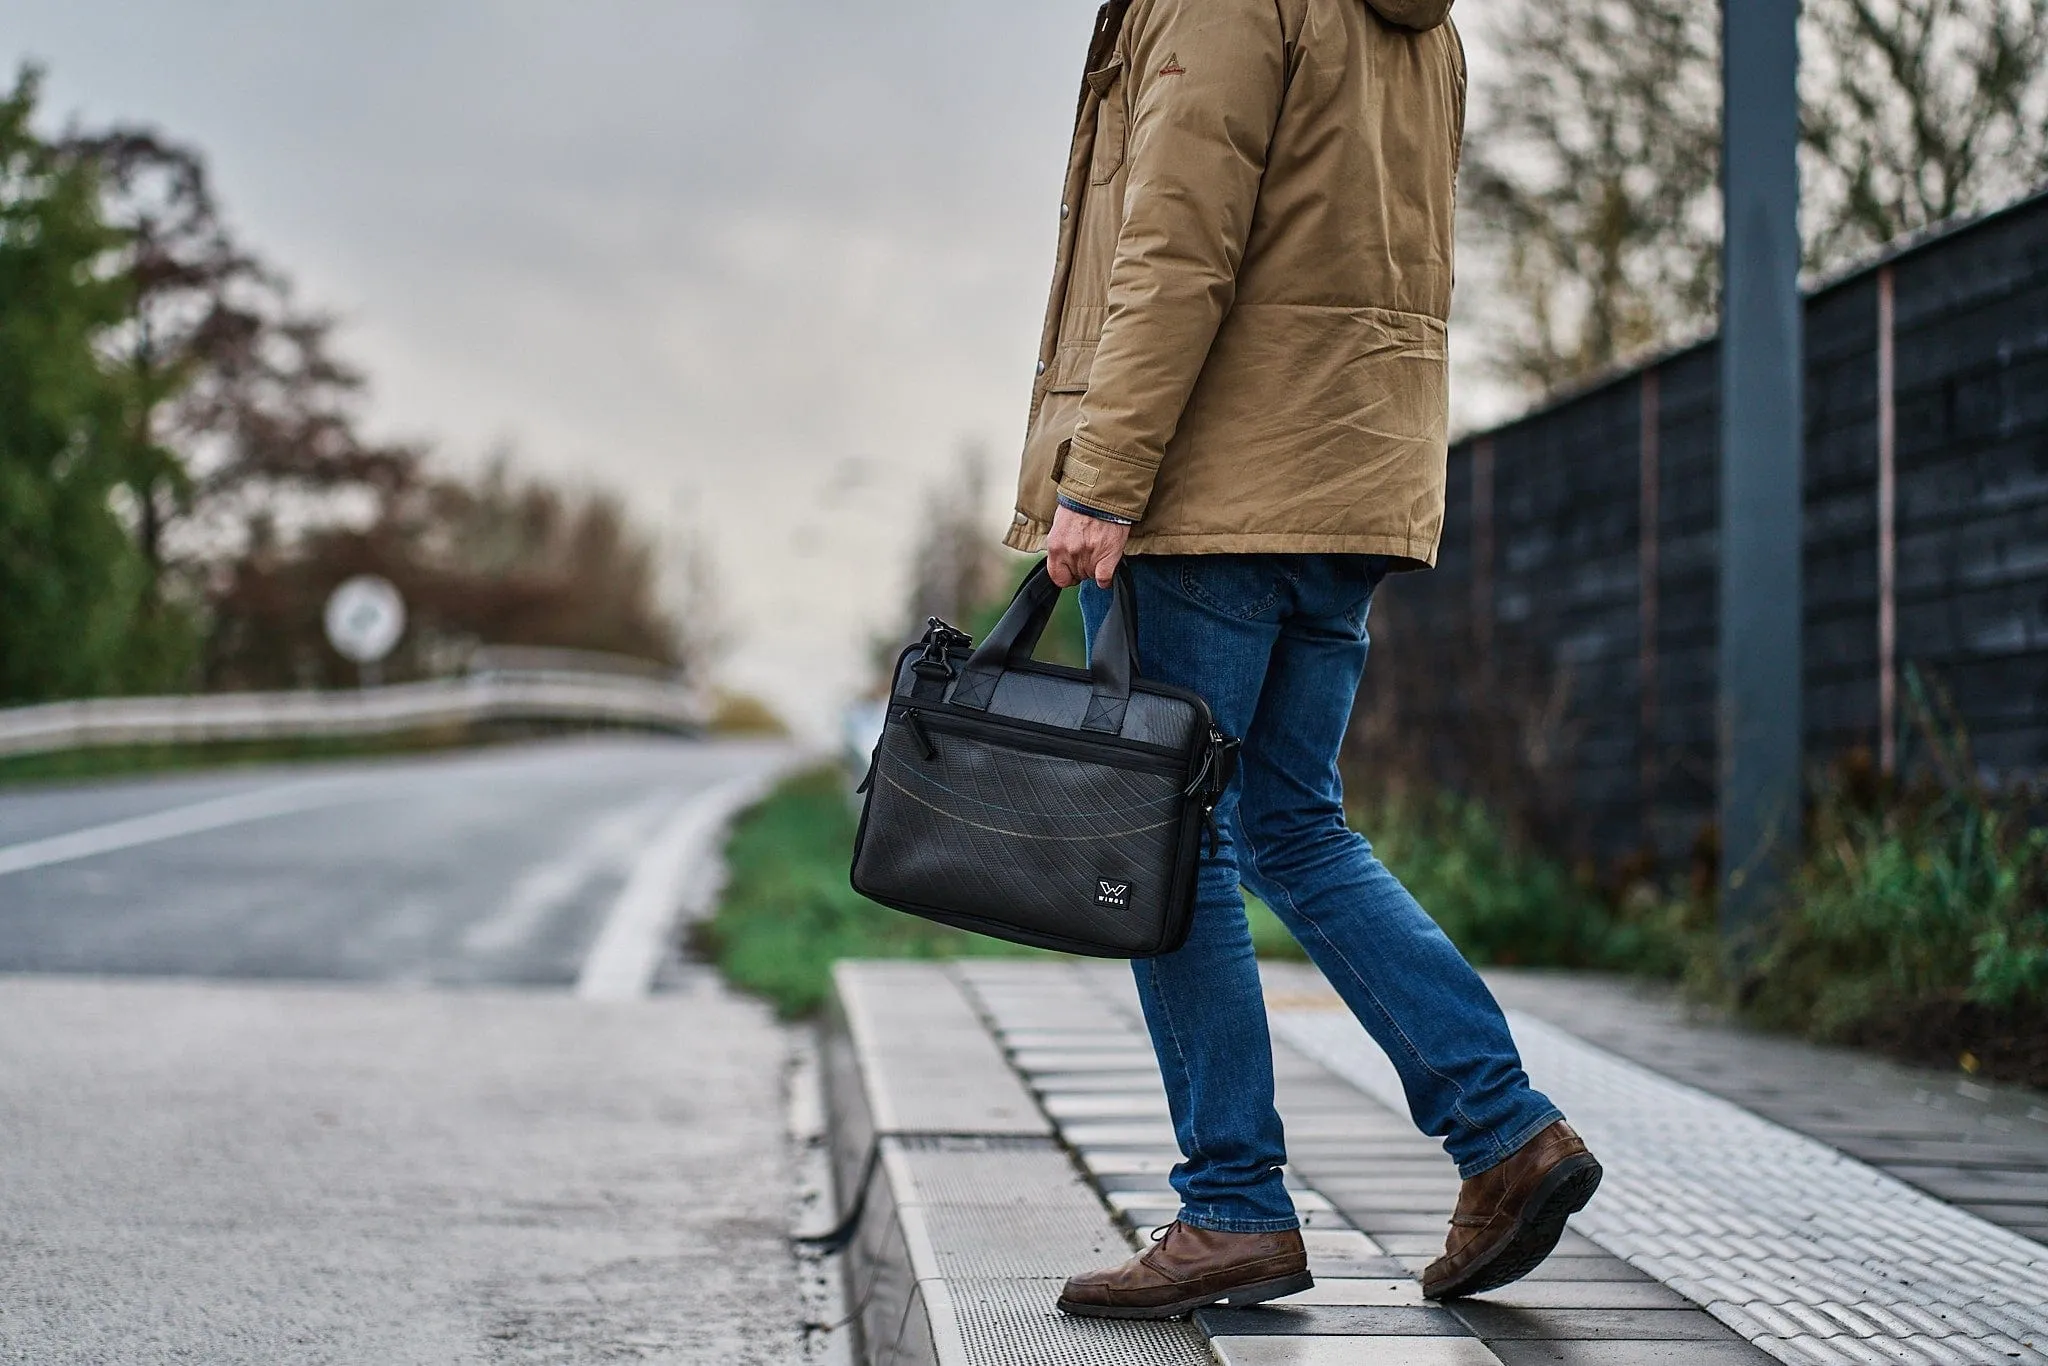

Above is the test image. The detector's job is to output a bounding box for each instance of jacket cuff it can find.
[1056,433,1157,522]
[1056,493,1136,526]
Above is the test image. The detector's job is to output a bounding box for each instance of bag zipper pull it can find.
[1207,730,1240,800]
[1186,728,1238,799]
[906,709,938,761]
[1195,728,1236,855]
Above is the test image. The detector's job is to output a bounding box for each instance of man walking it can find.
[1006,0,1603,1318]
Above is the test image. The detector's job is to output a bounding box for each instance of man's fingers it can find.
[1045,505,1128,592]
[1046,549,1078,588]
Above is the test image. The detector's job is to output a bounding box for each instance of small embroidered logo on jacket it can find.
[1096,880,1131,909]
[1157,54,1186,76]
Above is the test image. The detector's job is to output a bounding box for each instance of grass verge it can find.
[695,766,1049,1017]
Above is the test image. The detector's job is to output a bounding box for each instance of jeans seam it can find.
[1242,818,1487,1143]
[1145,955,1204,1179]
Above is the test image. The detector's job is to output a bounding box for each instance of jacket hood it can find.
[1364,0,1452,31]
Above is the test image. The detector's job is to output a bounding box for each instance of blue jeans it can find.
[1081,554,1563,1234]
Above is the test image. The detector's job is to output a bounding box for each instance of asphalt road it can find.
[0,737,813,1365]
[0,737,783,985]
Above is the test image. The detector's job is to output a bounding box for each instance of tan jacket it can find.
[1006,0,1466,566]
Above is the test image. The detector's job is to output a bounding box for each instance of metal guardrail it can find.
[0,672,709,760]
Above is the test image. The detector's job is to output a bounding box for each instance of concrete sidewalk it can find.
[0,971,802,1365]
[824,960,2048,1366]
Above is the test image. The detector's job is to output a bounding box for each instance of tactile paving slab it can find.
[1274,1002,2048,1366]
[1483,968,2048,1247]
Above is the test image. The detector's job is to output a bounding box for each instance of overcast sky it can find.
[8,1,1507,737]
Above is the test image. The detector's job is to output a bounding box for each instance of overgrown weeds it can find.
[1728,682,2048,1083]
[1352,789,1700,975]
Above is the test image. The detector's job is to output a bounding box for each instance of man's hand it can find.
[1046,504,1132,589]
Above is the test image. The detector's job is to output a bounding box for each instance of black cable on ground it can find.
[789,1139,879,1256]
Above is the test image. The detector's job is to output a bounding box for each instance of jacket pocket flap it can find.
[1044,342,1097,394]
[1083,55,1124,94]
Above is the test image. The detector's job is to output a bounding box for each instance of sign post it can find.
[1718,0,1805,951]
[324,576,407,689]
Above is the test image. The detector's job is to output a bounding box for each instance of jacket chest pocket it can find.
[1085,57,1127,185]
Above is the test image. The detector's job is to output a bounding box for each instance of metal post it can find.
[1718,0,1805,945]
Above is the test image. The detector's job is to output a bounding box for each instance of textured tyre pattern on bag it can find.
[852,720,1188,955]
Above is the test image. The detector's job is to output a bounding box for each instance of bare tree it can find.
[205,459,687,690]
[898,445,1003,638]
[1464,0,2048,397]
[68,129,418,580]
[57,128,701,690]
[665,529,728,690]
[1461,0,1721,396]
[1803,0,2048,269]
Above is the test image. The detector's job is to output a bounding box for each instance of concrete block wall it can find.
[1372,190,2048,861]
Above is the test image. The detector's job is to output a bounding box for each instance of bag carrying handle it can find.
[951,560,1137,734]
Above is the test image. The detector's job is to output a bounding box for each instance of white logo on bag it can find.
[1096,880,1130,908]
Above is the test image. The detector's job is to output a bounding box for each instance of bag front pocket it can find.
[853,709,1189,955]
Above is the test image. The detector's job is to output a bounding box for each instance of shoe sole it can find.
[1424,1153,1604,1300]
[1056,1269,1316,1320]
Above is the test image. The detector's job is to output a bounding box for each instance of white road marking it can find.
[461,790,680,955]
[0,782,369,879]
[574,770,782,1003]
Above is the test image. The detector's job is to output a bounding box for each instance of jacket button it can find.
[1036,360,1047,376]
[1060,203,1070,220]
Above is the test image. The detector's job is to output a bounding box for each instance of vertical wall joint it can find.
[1472,437,1496,659]
[1640,370,1662,823]
[1876,265,1898,776]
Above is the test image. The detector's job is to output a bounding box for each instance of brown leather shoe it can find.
[1056,1222,1313,1320]
[1422,1120,1603,1300]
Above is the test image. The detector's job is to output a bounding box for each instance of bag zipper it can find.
[900,698,1186,762]
[906,709,938,760]
[873,707,1240,857]
[892,705,1182,773]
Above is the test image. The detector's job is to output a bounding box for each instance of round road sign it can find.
[324,575,407,664]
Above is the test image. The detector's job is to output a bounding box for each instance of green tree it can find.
[0,67,193,703]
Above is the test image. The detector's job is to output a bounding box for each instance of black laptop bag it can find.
[850,562,1237,958]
